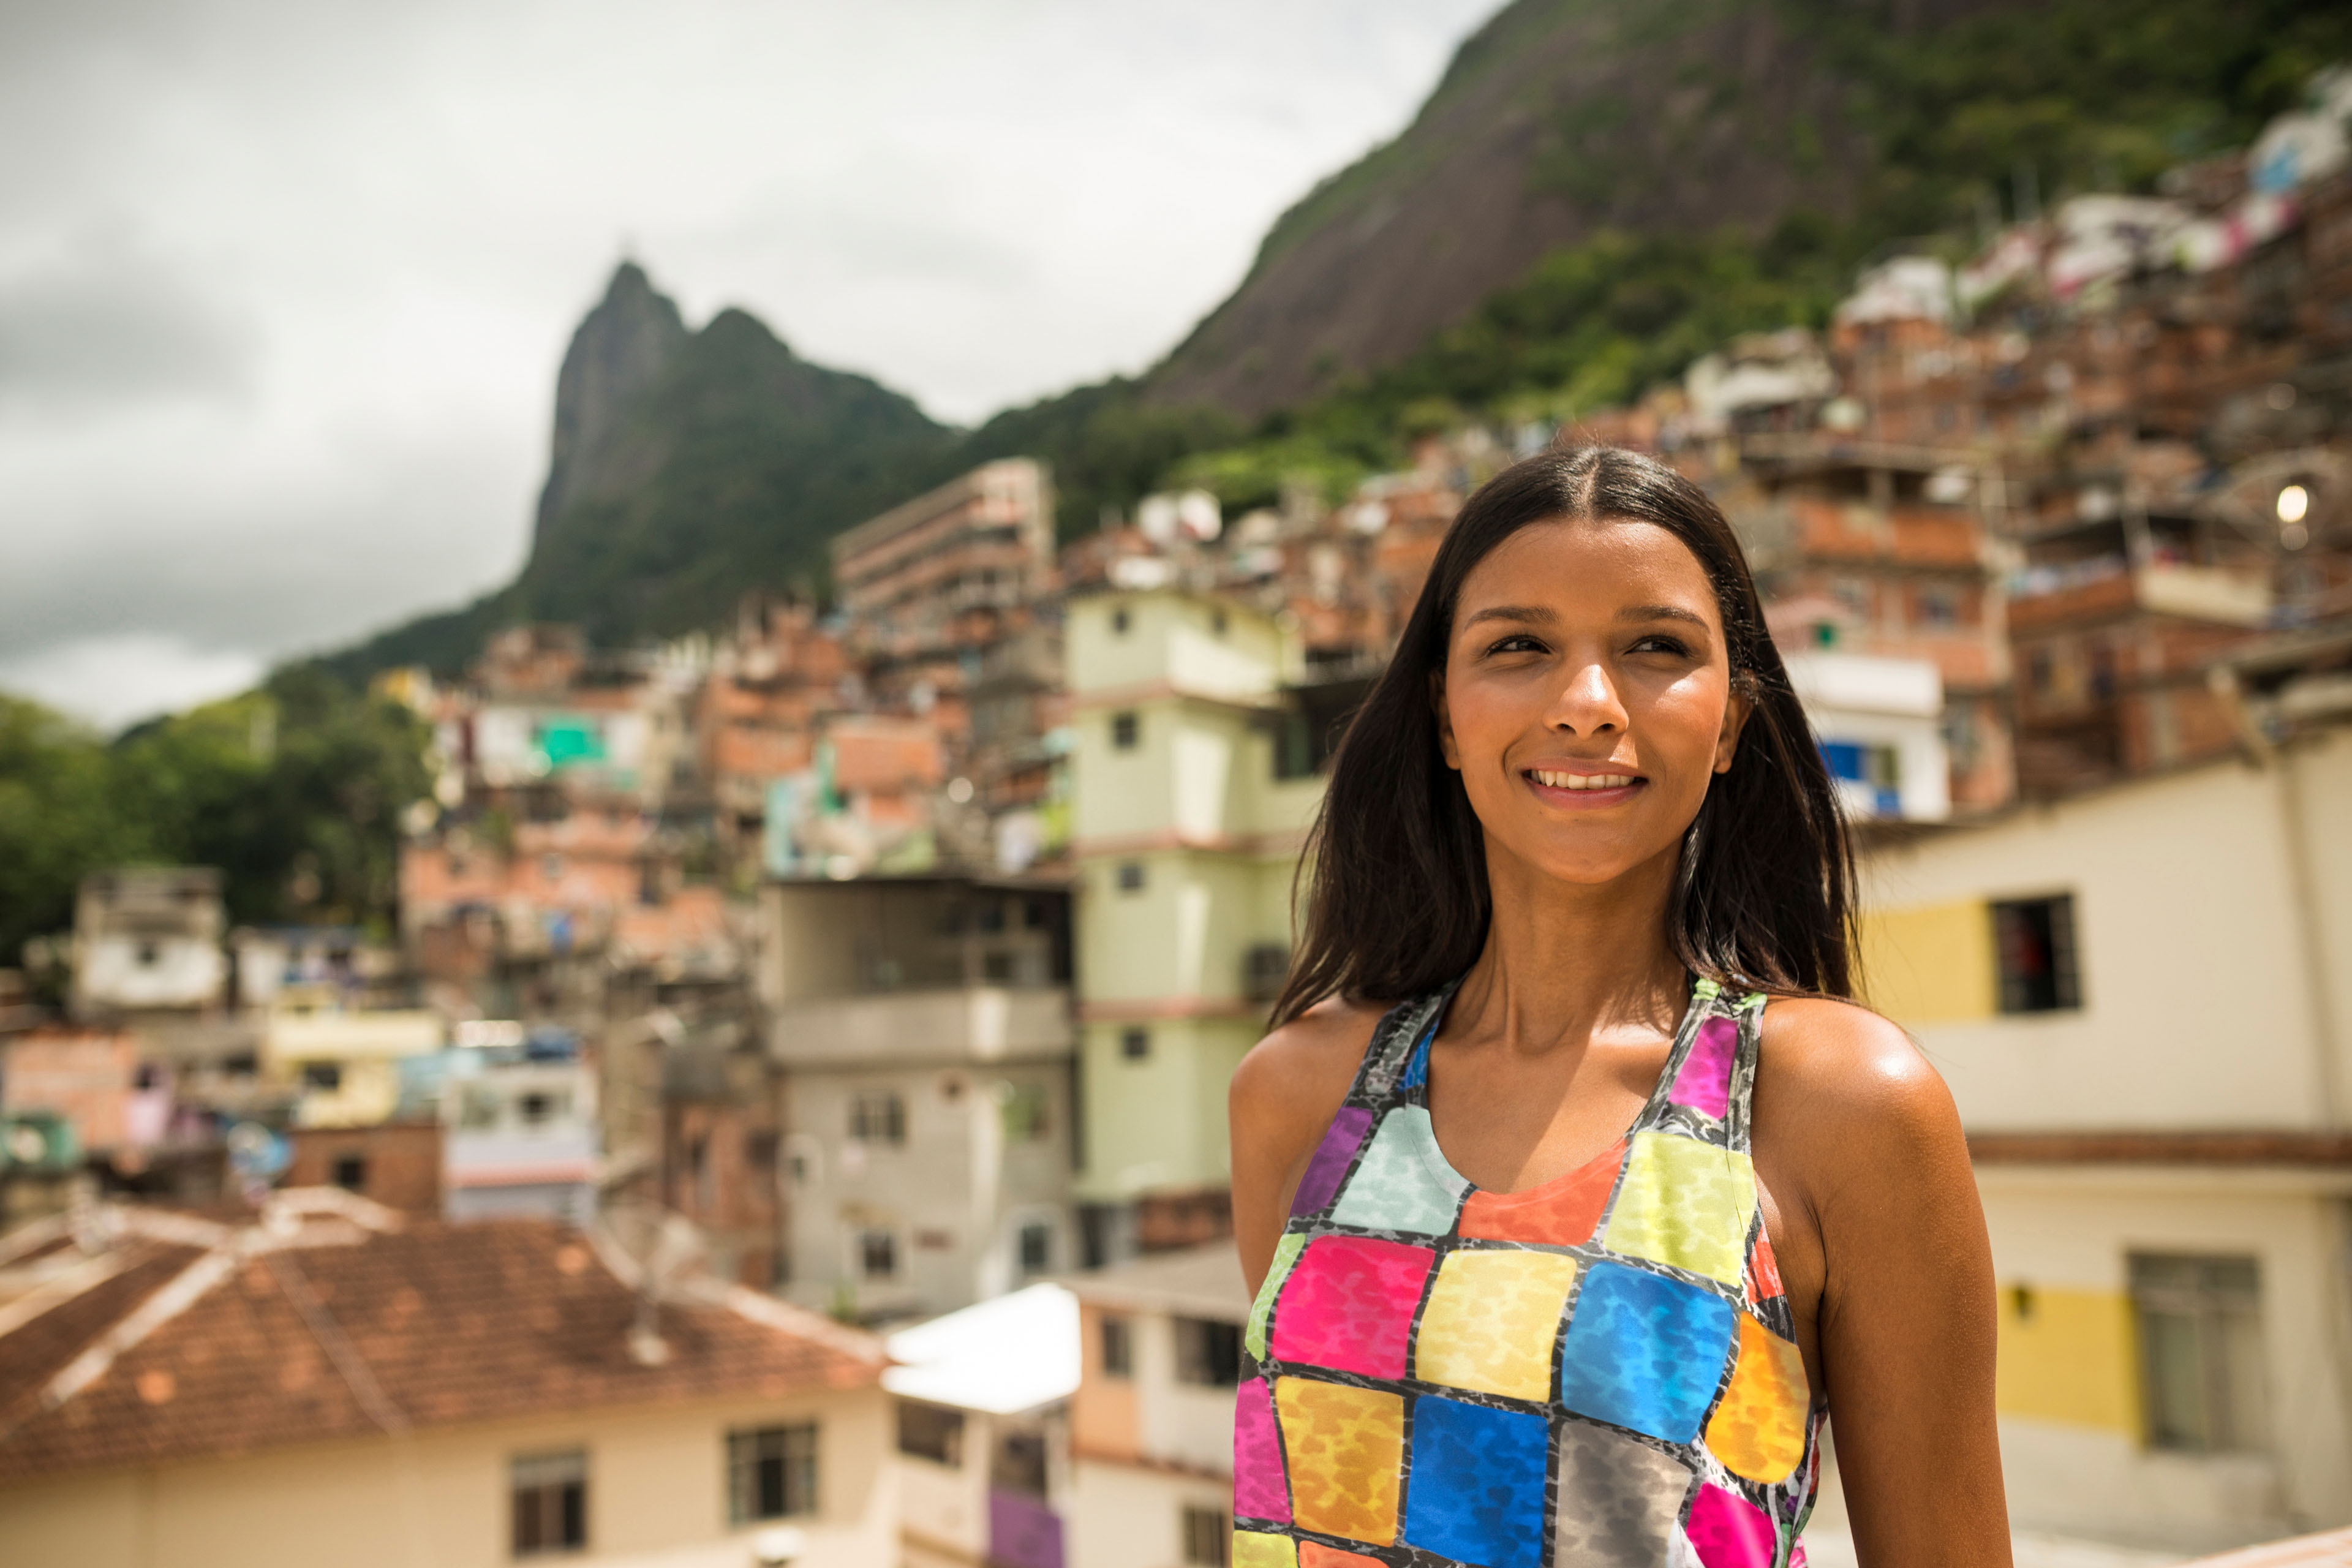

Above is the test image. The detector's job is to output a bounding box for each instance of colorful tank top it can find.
[1232,979,1821,1568]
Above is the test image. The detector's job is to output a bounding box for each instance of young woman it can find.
[1228,447,2007,1567]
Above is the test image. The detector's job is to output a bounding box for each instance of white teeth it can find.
[1531,770,1635,790]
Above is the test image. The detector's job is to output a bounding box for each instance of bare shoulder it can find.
[1229,995,1385,1146]
[1755,995,1964,1150]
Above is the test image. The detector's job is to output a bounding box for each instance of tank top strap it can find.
[1349,982,1457,1104]
[1626,978,1770,1153]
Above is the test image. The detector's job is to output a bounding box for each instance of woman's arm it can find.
[1763,999,2011,1566]
[1227,999,1382,1296]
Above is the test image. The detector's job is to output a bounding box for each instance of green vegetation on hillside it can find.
[1131,0,2352,508]
[0,673,430,961]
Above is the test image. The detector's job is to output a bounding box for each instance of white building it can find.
[443,1052,602,1226]
[70,868,227,1019]
[761,876,1076,1322]
[886,1283,1080,1568]
[1784,648,1951,822]
[1856,628,2352,1551]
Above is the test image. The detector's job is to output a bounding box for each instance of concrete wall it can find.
[1076,1018,1255,1200]
[1858,728,2352,1543]
[0,1388,893,1568]
[1978,1170,2352,1548]
[785,1055,1074,1320]
[1859,734,2352,1131]
[1065,594,1292,704]
[1066,1459,1229,1568]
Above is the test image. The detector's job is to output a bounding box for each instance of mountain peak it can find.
[534,262,691,541]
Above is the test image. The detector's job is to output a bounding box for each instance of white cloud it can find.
[0,635,264,734]
[0,0,1502,723]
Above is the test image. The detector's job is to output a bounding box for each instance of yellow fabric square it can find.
[1600,1131,1756,1285]
[1233,1532,1299,1568]
[1705,1313,1811,1482]
[1411,1248,1578,1401]
[1275,1376,1404,1544]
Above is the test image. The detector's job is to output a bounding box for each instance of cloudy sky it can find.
[0,0,1500,730]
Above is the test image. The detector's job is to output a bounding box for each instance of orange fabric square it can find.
[1457,1140,1624,1247]
[1275,1377,1404,1544]
[1703,1314,1811,1483]
[1300,1544,1385,1568]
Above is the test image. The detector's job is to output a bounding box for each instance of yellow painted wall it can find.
[1856,898,1997,1023]
[1994,1283,2142,1435]
[1076,1018,1257,1199]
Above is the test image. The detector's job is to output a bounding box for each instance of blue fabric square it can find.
[1400,1395,1548,1568]
[1557,1261,1736,1443]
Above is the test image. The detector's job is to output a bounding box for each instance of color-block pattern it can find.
[1325,1106,1468,1236]
[1232,1377,1291,1523]
[1706,1314,1811,1483]
[1400,1396,1550,1568]
[1238,981,1820,1566]
[1266,1236,1434,1380]
[1274,1377,1404,1543]
[1602,1131,1758,1285]
[1412,1246,1577,1401]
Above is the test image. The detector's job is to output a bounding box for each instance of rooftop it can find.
[1057,1242,1251,1323]
[0,1193,883,1483]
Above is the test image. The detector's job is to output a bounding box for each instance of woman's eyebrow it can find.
[1616,603,1711,629]
[1460,604,1557,628]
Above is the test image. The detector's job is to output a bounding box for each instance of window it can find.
[1000,1083,1051,1141]
[520,1091,556,1125]
[2132,1254,2269,1453]
[992,1429,1049,1497]
[982,950,1016,982]
[331,1155,368,1192]
[1174,1316,1242,1386]
[510,1450,586,1556]
[745,1131,779,1170]
[896,1402,965,1467]
[301,1062,342,1093]
[1111,606,1131,635]
[1111,710,1140,750]
[1018,1221,1054,1275]
[1101,1313,1134,1378]
[728,1423,818,1522]
[1121,1027,1150,1061]
[849,1091,906,1145]
[859,1229,898,1279]
[1183,1506,1232,1566]
[1993,895,2080,1013]
[1210,610,1229,636]
[1115,862,1145,894]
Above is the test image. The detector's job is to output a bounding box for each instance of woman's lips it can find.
[1523,767,1645,806]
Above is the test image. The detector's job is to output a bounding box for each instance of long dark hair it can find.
[1272,445,1855,1024]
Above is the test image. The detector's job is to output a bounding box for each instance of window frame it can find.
[727,1422,820,1524]
[1992,892,2082,1014]
[510,1449,587,1558]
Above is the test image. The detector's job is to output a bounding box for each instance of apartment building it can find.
[760,875,1076,1321]
[1064,590,1324,1255]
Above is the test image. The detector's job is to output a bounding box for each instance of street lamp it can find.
[2277,484,2312,551]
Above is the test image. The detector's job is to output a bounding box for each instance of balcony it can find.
[2007,558,2272,631]
[768,986,1074,1069]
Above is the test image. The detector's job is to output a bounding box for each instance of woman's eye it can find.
[1485,635,1546,656]
[1628,635,1692,657]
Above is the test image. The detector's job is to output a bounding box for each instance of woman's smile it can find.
[1522,763,1646,805]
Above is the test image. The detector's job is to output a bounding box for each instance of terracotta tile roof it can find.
[0,1197,883,1483]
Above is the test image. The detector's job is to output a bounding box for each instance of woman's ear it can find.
[1430,670,1461,771]
[1714,680,1753,774]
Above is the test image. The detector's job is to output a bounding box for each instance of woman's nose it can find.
[1547,659,1626,735]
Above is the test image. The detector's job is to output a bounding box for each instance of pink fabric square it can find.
[1686,1482,1777,1566]
[1232,1378,1291,1523]
[1267,1235,1435,1380]
[1667,1016,1738,1120]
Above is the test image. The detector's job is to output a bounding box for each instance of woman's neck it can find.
[1453,834,1687,1056]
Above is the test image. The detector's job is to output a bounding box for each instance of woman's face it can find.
[1435,515,1748,889]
